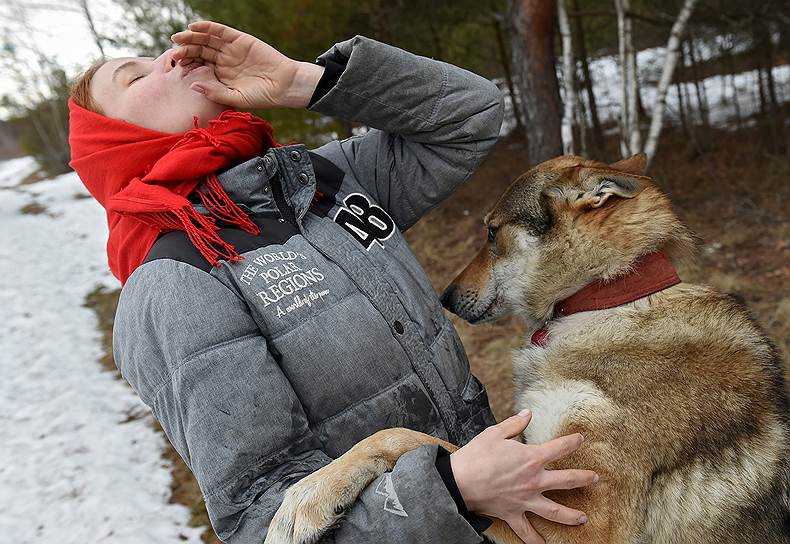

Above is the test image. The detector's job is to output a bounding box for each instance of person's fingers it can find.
[171,30,225,52]
[538,468,599,491]
[488,409,532,440]
[535,432,584,464]
[186,20,242,41]
[507,513,545,544]
[189,80,240,106]
[171,44,219,64]
[527,495,588,526]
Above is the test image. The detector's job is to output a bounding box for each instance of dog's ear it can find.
[572,170,650,209]
[609,153,647,175]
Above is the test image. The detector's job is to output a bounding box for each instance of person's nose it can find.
[154,48,178,74]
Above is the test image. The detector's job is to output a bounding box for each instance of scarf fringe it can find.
[197,173,261,235]
[137,206,250,267]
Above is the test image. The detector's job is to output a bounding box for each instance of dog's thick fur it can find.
[266,154,790,544]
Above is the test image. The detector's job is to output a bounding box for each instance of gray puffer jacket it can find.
[112,34,504,543]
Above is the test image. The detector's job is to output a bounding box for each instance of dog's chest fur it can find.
[510,289,714,445]
[511,310,617,445]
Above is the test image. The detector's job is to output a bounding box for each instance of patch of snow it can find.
[0,163,204,543]
[0,156,39,188]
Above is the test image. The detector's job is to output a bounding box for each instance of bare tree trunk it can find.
[636,80,647,122]
[615,0,629,156]
[508,0,563,165]
[571,0,603,151]
[614,0,639,157]
[625,8,640,154]
[492,13,525,133]
[4,1,72,172]
[757,66,768,119]
[45,88,69,156]
[762,20,786,152]
[675,79,689,137]
[686,38,711,130]
[557,0,577,154]
[575,61,589,156]
[643,0,697,166]
[28,107,60,163]
[677,45,705,155]
[722,35,742,130]
[78,0,106,58]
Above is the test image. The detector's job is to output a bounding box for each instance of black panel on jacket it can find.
[306,150,344,217]
[141,151,346,271]
[141,212,300,272]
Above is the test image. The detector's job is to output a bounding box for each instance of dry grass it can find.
[19,168,53,186]
[19,201,49,216]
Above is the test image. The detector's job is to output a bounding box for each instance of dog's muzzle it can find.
[440,285,492,323]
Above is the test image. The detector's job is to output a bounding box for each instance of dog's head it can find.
[441,153,696,328]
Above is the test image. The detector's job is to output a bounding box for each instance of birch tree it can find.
[614,0,640,157]
[557,0,578,155]
[571,0,603,152]
[643,0,698,166]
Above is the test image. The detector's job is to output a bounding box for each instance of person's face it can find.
[90,48,229,134]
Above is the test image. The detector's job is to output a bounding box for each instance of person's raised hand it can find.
[170,20,325,110]
[450,409,599,544]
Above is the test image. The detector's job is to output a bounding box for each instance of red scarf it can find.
[67,97,284,286]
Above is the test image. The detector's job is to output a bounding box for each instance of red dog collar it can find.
[531,251,681,346]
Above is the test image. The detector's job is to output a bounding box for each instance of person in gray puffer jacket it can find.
[77,20,597,544]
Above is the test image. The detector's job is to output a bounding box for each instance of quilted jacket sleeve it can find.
[308,35,505,231]
[112,259,485,543]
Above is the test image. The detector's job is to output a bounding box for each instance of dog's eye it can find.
[487,225,498,244]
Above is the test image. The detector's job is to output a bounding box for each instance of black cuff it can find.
[435,446,493,534]
[306,50,348,109]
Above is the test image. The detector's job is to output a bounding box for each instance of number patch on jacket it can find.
[332,193,396,250]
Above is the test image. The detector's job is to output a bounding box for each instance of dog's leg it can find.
[266,428,450,544]
[265,427,523,544]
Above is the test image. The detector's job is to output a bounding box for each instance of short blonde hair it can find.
[68,59,106,115]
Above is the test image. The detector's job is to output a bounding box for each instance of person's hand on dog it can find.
[450,409,598,544]
[170,20,325,110]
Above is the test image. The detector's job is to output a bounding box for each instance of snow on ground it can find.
[0,156,40,188]
[0,156,203,543]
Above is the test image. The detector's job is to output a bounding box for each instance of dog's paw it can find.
[265,473,346,544]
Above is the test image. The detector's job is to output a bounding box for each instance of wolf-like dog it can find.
[265,153,790,544]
